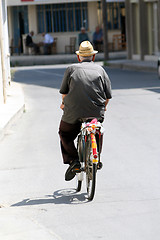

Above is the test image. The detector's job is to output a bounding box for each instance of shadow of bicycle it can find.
[11,188,88,207]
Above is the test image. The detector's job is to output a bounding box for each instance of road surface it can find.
[0,65,160,239]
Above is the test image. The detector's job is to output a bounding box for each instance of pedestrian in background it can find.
[25,31,40,54]
[78,27,89,45]
[93,26,103,51]
[42,32,54,55]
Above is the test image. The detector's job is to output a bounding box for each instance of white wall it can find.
[28,5,38,34]
[88,2,98,33]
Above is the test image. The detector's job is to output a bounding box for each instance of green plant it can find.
[103,61,109,66]
[10,69,16,80]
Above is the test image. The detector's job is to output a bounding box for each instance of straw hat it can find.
[76,41,98,56]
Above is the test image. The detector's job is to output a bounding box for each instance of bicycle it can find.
[76,118,104,201]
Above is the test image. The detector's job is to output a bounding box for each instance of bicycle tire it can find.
[158,59,160,79]
[85,135,97,201]
[77,135,83,162]
[76,179,82,192]
[158,65,160,79]
[76,135,83,192]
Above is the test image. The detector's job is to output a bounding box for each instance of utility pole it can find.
[0,0,7,104]
[101,0,109,60]
[139,0,147,60]
[157,1,160,52]
[125,0,132,59]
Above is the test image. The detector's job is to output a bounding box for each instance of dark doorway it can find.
[12,6,29,54]
[19,12,25,53]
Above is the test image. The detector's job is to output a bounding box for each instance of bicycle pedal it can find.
[97,162,103,170]
[72,168,81,173]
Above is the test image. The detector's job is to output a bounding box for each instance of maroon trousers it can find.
[59,120,81,164]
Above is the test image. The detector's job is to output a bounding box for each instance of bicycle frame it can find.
[76,118,104,199]
[80,118,104,166]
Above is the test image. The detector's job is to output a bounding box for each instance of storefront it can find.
[7,0,126,54]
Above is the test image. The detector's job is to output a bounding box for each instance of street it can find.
[0,64,160,240]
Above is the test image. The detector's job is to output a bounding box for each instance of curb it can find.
[10,52,127,67]
[107,60,157,72]
[0,82,25,141]
[0,104,25,141]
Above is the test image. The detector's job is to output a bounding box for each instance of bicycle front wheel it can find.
[85,135,97,201]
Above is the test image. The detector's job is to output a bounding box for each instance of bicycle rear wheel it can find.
[158,59,160,79]
[85,135,97,201]
[158,65,160,79]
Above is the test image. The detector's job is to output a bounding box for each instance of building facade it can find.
[126,0,160,60]
[7,0,126,54]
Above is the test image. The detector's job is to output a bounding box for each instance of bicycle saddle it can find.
[79,117,103,123]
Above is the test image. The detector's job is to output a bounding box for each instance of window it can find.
[37,2,88,33]
[97,1,125,30]
[107,2,125,30]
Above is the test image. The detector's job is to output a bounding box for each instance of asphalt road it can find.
[0,64,160,240]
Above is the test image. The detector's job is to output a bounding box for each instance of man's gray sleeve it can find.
[59,67,70,94]
[103,69,112,99]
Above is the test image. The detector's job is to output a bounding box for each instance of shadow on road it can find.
[11,189,88,207]
[146,88,160,94]
[13,67,160,92]
[13,68,65,90]
[105,68,160,91]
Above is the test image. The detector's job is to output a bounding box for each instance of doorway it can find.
[12,6,29,54]
[19,12,25,53]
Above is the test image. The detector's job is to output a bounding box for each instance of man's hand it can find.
[60,103,64,110]
[60,94,67,110]
[105,99,109,111]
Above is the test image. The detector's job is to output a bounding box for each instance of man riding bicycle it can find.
[59,41,112,181]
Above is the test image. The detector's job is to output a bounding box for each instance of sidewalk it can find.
[10,51,126,66]
[1,52,159,141]
[0,82,25,141]
[108,58,158,72]
[10,51,158,72]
